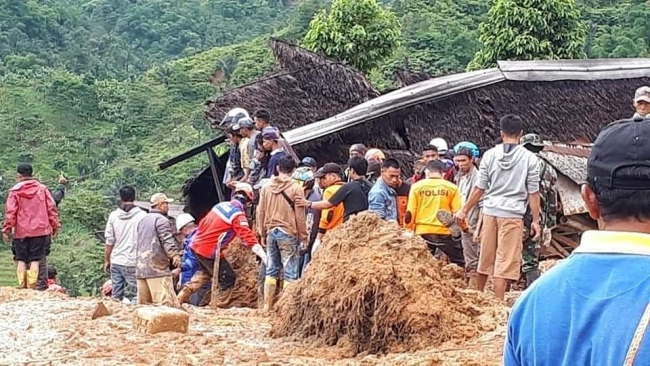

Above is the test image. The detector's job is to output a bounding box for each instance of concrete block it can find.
[133,306,189,334]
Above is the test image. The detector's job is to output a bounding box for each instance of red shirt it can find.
[191,200,258,259]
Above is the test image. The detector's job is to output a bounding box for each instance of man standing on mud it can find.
[257,156,308,309]
[406,160,465,267]
[456,115,541,301]
[453,145,481,288]
[135,193,182,307]
[520,134,558,288]
[104,186,146,302]
[505,119,650,364]
[3,164,60,289]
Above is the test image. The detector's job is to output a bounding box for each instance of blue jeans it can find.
[300,252,311,276]
[110,264,137,300]
[265,228,301,282]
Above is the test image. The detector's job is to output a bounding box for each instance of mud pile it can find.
[270,212,505,355]
[224,238,261,308]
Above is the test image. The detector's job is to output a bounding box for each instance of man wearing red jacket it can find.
[3,164,61,289]
[177,183,268,307]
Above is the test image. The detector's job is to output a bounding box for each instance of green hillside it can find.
[0,0,648,293]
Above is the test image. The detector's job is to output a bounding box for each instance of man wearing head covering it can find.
[291,167,321,272]
[221,108,249,186]
[311,163,345,252]
[260,127,288,179]
[519,133,558,288]
[299,157,318,173]
[175,213,210,306]
[135,193,182,307]
[177,183,268,308]
[504,118,650,365]
[633,86,650,118]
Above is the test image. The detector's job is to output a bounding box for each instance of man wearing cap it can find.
[257,156,308,309]
[504,118,650,364]
[177,183,268,307]
[520,133,558,288]
[299,157,318,173]
[176,213,210,306]
[252,109,299,163]
[230,117,256,183]
[104,186,146,302]
[291,167,321,272]
[221,109,249,187]
[311,163,345,253]
[135,193,182,307]
[633,86,650,118]
[456,115,541,301]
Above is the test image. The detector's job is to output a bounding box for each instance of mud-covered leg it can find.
[177,270,210,304]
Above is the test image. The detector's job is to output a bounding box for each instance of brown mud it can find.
[271,213,507,355]
[0,288,506,365]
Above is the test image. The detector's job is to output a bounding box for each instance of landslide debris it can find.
[270,212,506,355]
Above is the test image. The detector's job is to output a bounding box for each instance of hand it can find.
[531,221,542,242]
[103,261,110,274]
[251,243,268,265]
[171,255,181,268]
[454,210,467,222]
[52,229,59,240]
[2,233,10,244]
[295,197,309,208]
[227,180,237,188]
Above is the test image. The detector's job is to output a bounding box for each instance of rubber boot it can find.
[26,270,39,289]
[16,269,26,289]
[214,287,234,309]
[525,270,541,288]
[263,277,277,312]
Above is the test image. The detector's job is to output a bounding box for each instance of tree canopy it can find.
[303,0,401,73]
[468,0,587,70]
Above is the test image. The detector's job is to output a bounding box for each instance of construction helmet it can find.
[430,138,448,153]
[520,134,544,148]
[234,182,254,202]
[292,167,314,186]
[454,141,480,158]
[175,213,195,232]
[220,108,250,127]
[365,148,386,162]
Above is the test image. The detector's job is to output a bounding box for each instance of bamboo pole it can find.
[550,239,571,257]
[207,148,224,308]
[563,219,594,233]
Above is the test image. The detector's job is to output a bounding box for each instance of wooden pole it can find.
[207,147,224,308]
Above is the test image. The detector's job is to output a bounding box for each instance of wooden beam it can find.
[207,147,224,308]
[553,234,580,249]
[550,239,571,257]
[158,135,225,170]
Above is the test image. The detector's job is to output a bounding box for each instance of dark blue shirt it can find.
[265,149,287,179]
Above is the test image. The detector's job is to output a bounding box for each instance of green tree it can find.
[468,0,587,70]
[303,0,401,73]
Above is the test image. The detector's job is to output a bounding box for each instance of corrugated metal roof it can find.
[555,174,588,216]
[284,58,650,146]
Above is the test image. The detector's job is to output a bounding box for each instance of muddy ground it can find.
[0,287,513,366]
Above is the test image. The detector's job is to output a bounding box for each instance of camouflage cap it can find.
[520,133,544,148]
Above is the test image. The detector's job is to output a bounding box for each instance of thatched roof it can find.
[205,38,379,131]
[275,59,650,176]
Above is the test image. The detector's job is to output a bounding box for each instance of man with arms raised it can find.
[456,115,540,301]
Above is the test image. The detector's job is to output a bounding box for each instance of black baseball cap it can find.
[589,118,650,189]
[314,163,342,178]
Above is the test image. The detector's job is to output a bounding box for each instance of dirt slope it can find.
[0,288,507,365]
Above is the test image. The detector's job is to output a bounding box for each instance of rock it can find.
[91,302,112,320]
[133,306,189,334]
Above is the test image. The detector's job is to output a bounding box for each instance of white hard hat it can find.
[234,182,254,201]
[220,108,250,127]
[430,138,448,152]
[176,213,195,232]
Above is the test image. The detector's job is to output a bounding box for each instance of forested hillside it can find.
[0,0,647,294]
